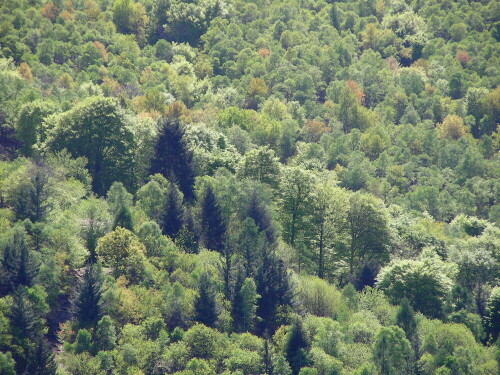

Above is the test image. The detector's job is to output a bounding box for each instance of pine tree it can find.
[396,298,417,340]
[150,119,195,201]
[194,273,218,327]
[1,227,39,294]
[72,263,105,329]
[200,185,226,253]
[255,246,294,334]
[26,337,57,375]
[162,183,184,239]
[246,189,276,246]
[285,319,310,375]
[330,3,341,31]
[113,206,134,231]
[176,206,200,253]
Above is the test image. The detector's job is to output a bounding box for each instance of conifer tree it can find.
[396,298,417,341]
[26,337,57,375]
[285,318,310,375]
[72,263,105,329]
[1,227,39,294]
[200,185,226,253]
[176,206,200,253]
[162,183,184,239]
[330,3,341,31]
[255,247,294,334]
[194,272,218,327]
[246,189,276,245]
[150,119,195,201]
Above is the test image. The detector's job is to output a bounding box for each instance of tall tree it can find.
[1,227,39,294]
[107,182,134,231]
[346,193,389,275]
[373,326,412,375]
[72,263,105,329]
[150,119,195,201]
[255,247,294,334]
[246,189,277,246]
[162,183,184,239]
[200,185,226,253]
[280,167,315,249]
[25,337,57,375]
[43,97,135,196]
[285,318,310,375]
[194,272,218,328]
[232,270,259,333]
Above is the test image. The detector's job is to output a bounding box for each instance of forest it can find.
[0,0,499,374]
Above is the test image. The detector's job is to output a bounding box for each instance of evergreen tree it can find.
[285,318,310,375]
[396,298,417,341]
[236,218,264,277]
[107,182,134,231]
[1,227,39,294]
[200,185,226,253]
[162,183,184,239]
[25,337,57,375]
[232,266,259,332]
[246,189,276,245]
[75,329,93,354]
[194,273,218,327]
[176,206,200,253]
[72,263,105,329]
[150,119,195,201]
[330,4,341,31]
[9,287,43,374]
[255,247,294,334]
[95,315,117,352]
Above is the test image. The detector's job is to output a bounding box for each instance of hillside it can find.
[0,0,499,374]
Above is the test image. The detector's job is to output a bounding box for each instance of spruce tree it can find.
[1,227,39,294]
[330,3,341,31]
[200,185,226,253]
[150,119,195,201]
[255,246,294,334]
[162,183,184,239]
[25,337,57,375]
[194,272,218,327]
[285,318,310,375]
[396,298,417,340]
[246,189,276,245]
[176,206,200,253]
[72,263,105,329]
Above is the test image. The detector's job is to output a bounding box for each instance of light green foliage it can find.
[0,0,499,374]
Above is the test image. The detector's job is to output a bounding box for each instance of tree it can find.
[255,247,294,334]
[245,189,277,246]
[232,275,259,332]
[280,167,315,251]
[485,287,500,344]
[162,182,184,239]
[15,100,58,156]
[13,163,51,223]
[373,326,412,375]
[194,273,218,328]
[95,227,147,282]
[25,337,57,375]
[95,315,117,352]
[237,147,281,188]
[346,193,389,275]
[377,249,455,319]
[44,97,135,196]
[72,263,105,328]
[285,318,310,375]
[200,184,226,253]
[74,329,93,354]
[136,174,168,223]
[395,298,417,341]
[107,181,134,231]
[330,4,340,31]
[437,115,466,140]
[78,198,111,264]
[150,119,195,200]
[1,226,39,294]
[0,352,15,375]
